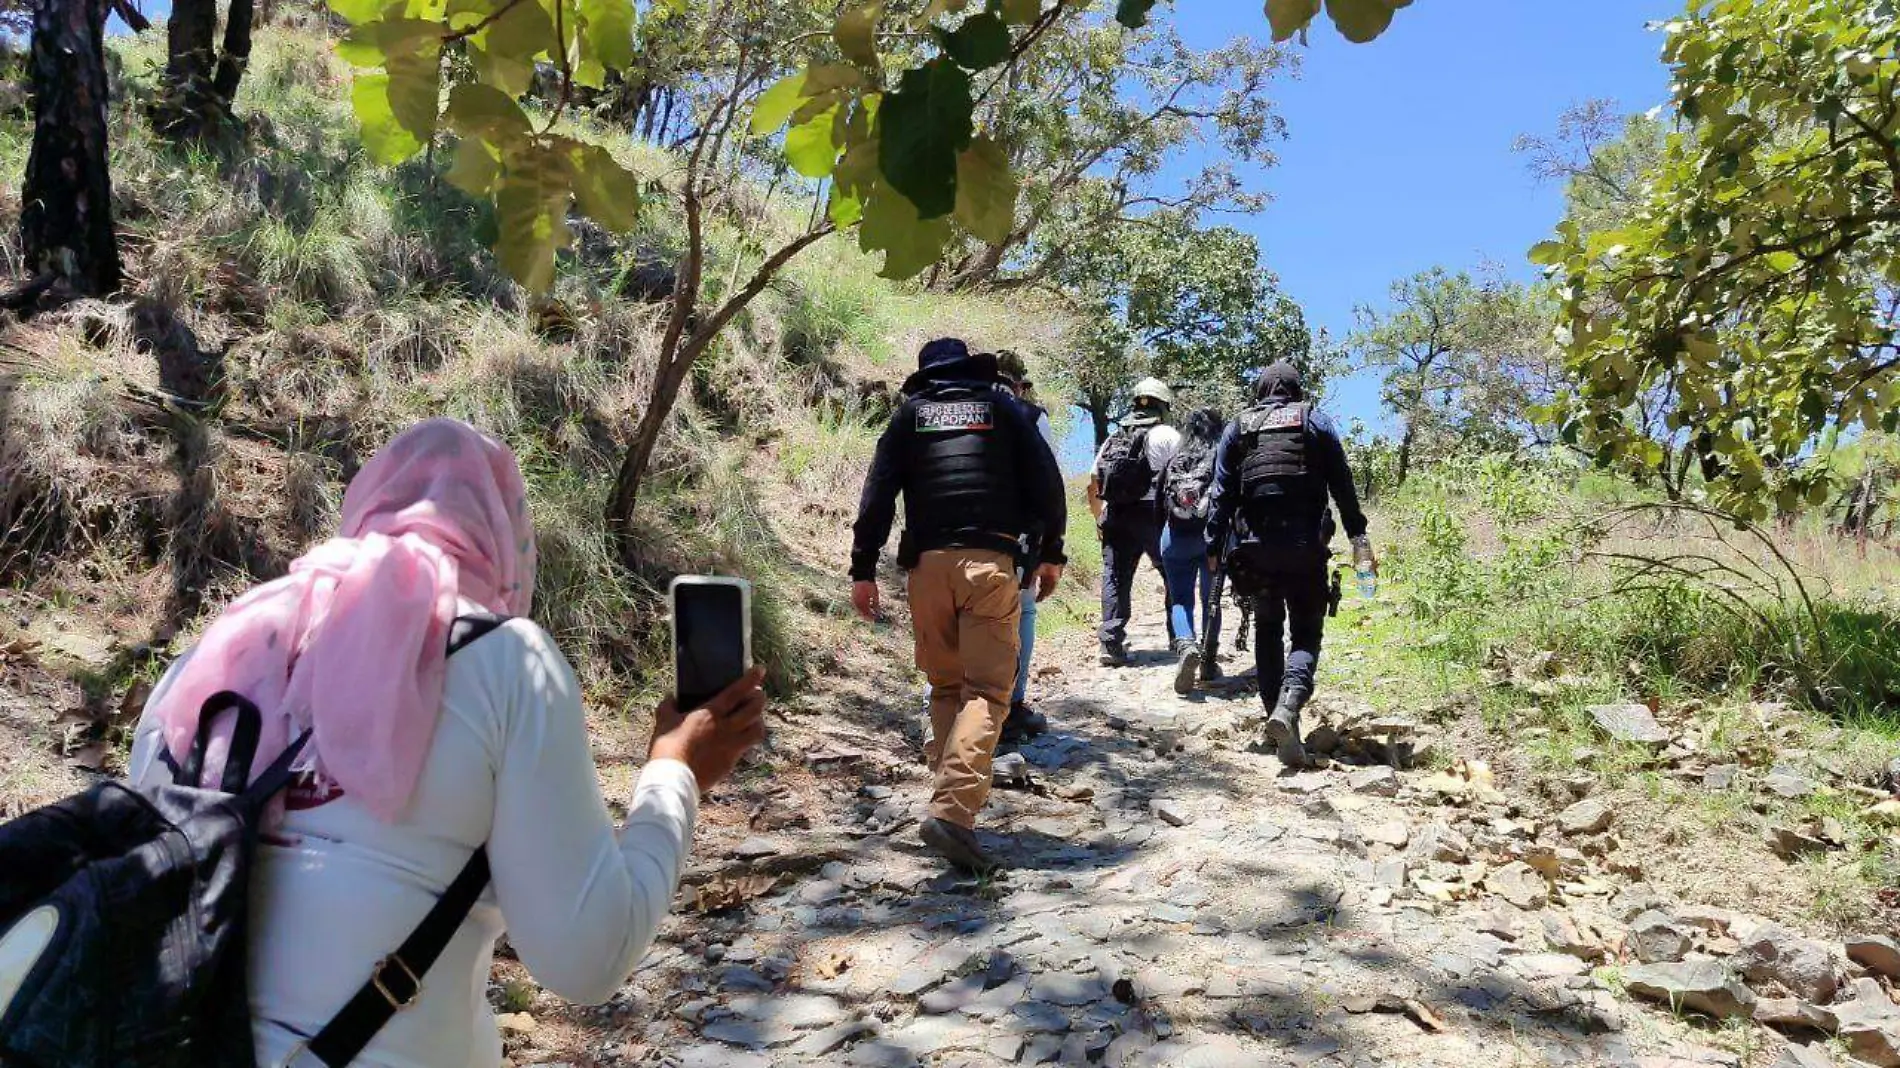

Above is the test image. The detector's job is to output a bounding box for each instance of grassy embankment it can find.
[0,20,1080,809]
[1325,456,1900,930]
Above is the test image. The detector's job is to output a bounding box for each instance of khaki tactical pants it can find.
[907,548,1022,829]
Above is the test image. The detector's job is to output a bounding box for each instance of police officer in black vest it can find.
[850,339,1067,873]
[1204,363,1374,767]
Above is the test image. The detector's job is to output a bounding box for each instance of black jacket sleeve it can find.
[849,408,910,581]
[1309,411,1368,541]
[1012,399,1068,566]
[1203,424,1244,555]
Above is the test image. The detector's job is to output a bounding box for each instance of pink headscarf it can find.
[155,419,536,820]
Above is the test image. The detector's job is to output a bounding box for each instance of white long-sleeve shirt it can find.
[128,611,698,1068]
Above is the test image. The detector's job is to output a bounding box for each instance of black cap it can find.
[918,338,971,370]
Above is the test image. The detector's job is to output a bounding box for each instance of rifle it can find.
[1200,558,1226,669]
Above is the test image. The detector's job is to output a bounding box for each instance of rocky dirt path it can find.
[497,590,1897,1068]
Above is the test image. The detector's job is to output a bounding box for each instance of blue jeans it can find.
[1160,521,1210,645]
[1013,587,1036,704]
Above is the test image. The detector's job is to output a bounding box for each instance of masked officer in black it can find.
[851,338,1067,873]
[1204,363,1374,767]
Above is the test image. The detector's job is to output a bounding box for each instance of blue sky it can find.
[1164,0,1676,431]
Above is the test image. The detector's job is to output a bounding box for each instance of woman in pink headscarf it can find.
[128,419,766,1068]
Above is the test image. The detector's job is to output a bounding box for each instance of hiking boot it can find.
[920,817,997,875]
[1172,641,1201,696]
[1099,642,1129,667]
[1001,701,1048,743]
[1263,699,1306,768]
[1199,655,1224,684]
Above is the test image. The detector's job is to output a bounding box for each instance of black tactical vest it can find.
[902,381,1027,549]
[1235,401,1324,542]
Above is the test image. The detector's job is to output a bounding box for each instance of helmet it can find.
[994,349,1029,386]
[1131,377,1174,407]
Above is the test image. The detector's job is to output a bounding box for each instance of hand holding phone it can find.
[650,669,767,791]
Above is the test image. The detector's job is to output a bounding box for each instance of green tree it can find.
[940,19,1289,290]
[1053,209,1309,445]
[1517,100,1709,497]
[323,0,1413,543]
[1350,266,1556,486]
[1536,0,1900,520]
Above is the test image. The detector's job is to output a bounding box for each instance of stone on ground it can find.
[1734,923,1843,1004]
[1629,910,1694,964]
[1556,798,1614,836]
[1623,961,1757,1020]
[1482,860,1550,910]
[1587,703,1671,748]
[1847,935,1900,980]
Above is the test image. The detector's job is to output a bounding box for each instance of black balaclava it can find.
[1254,362,1305,403]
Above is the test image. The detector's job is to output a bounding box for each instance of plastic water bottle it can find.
[1352,538,1377,600]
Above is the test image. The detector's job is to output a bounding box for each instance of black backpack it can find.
[1161,439,1216,522]
[0,614,506,1068]
[1097,426,1154,505]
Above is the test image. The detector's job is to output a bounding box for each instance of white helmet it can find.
[1131,377,1174,407]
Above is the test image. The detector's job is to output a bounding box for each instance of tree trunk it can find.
[1394,421,1415,489]
[19,0,121,298]
[210,0,255,105]
[157,0,217,135]
[607,350,694,557]
[1087,400,1111,450]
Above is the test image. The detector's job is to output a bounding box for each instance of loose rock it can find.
[1734,923,1843,1005]
[1848,935,1900,980]
[1628,910,1693,964]
[1483,861,1550,910]
[1623,961,1757,1020]
[1556,798,1614,836]
[1587,703,1671,748]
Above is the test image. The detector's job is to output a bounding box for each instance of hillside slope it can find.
[0,20,1086,813]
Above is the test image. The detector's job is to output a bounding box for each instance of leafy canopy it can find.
[327,0,1414,290]
[1536,0,1900,519]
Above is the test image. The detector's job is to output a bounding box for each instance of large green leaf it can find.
[1114,0,1156,29]
[834,2,881,68]
[1324,0,1395,44]
[785,104,846,179]
[953,134,1017,245]
[999,0,1039,25]
[860,184,953,279]
[330,0,401,25]
[351,46,442,163]
[336,18,442,67]
[878,60,973,219]
[446,137,501,195]
[444,81,532,145]
[938,12,1010,69]
[1264,0,1321,42]
[494,147,573,293]
[469,0,552,96]
[567,141,641,232]
[829,139,880,227]
[576,0,633,71]
[751,73,810,135]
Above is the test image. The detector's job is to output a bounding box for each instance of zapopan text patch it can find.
[916,401,993,433]
[1261,405,1305,430]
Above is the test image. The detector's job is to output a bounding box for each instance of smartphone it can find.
[669,575,753,712]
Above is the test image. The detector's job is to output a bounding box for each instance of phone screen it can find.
[673,582,747,712]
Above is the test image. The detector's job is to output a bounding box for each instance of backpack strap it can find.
[179,691,266,792]
[300,612,509,1067]
[302,848,491,1065]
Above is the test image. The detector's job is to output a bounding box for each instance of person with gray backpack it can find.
[0,419,765,1068]
[1158,407,1226,694]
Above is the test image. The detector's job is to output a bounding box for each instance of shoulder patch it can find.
[915,400,994,433]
